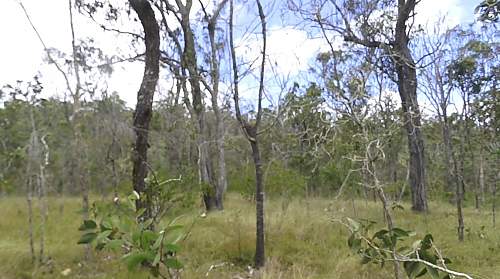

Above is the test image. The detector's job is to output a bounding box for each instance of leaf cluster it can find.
[78,192,185,278]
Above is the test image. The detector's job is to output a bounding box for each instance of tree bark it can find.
[129,0,160,219]
[177,0,217,211]
[206,1,229,210]
[250,137,265,268]
[394,0,427,212]
[336,0,428,211]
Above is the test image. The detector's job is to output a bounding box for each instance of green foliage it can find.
[77,192,185,278]
[344,217,459,279]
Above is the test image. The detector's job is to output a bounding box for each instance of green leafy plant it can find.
[78,192,185,278]
[342,217,473,279]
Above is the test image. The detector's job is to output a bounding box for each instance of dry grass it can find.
[1,194,499,278]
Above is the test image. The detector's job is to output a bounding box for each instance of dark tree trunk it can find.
[129,0,160,219]
[250,137,265,268]
[394,0,427,212]
[453,148,465,241]
[229,0,266,268]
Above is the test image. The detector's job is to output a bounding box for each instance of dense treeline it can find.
[1,70,497,205]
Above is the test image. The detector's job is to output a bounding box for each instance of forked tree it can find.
[229,0,267,268]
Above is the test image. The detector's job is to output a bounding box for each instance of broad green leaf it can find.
[123,251,154,271]
[421,234,434,250]
[77,232,97,244]
[373,229,389,239]
[153,234,164,250]
[347,233,361,251]
[392,227,409,238]
[96,230,112,243]
[406,262,426,278]
[165,243,180,253]
[164,226,184,244]
[100,218,113,231]
[78,220,97,231]
[105,239,124,251]
[426,266,440,279]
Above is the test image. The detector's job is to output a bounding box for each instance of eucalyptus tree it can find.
[151,0,231,211]
[199,0,230,210]
[290,0,428,212]
[128,0,161,220]
[229,0,267,267]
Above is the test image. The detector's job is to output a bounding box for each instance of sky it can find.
[0,0,479,108]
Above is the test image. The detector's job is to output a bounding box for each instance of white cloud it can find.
[415,0,465,29]
[0,0,472,108]
[237,25,336,77]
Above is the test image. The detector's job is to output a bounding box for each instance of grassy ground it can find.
[1,194,499,278]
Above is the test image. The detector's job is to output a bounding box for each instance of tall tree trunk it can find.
[453,100,468,241]
[229,0,266,267]
[178,0,217,211]
[129,0,160,220]
[394,1,427,212]
[206,3,229,210]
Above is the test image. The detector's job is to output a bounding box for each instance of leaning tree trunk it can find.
[129,0,160,220]
[394,3,427,212]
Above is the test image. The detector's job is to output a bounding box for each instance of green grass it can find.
[1,194,499,278]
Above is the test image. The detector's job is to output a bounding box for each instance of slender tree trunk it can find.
[229,0,266,267]
[453,155,465,242]
[27,174,35,264]
[129,0,160,220]
[250,139,265,268]
[215,119,227,210]
[38,136,49,263]
[206,5,228,210]
[27,100,39,265]
[493,161,498,228]
[479,150,485,205]
[178,0,217,211]
[453,117,466,242]
[442,115,454,195]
